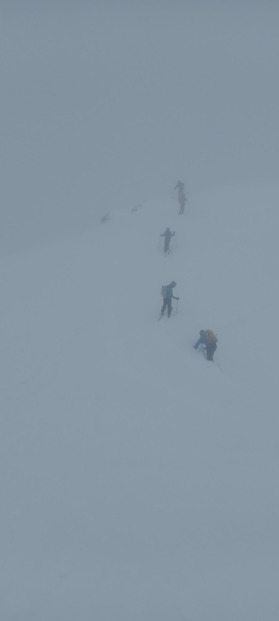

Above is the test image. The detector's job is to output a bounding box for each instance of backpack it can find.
[161,285,168,298]
[204,330,217,344]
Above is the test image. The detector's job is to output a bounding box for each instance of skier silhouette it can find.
[161,227,175,254]
[194,330,218,361]
[174,180,184,195]
[174,180,186,214]
[160,281,179,318]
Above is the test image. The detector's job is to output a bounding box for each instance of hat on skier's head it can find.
[170,281,176,287]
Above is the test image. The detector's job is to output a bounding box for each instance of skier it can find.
[194,330,217,361]
[174,180,184,195]
[161,227,175,254]
[160,281,179,318]
[174,180,186,214]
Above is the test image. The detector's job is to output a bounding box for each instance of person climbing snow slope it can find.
[194,329,218,361]
[160,281,179,318]
[161,227,175,254]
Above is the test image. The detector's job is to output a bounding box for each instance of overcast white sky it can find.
[1,1,279,252]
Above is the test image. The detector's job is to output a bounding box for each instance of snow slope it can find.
[1,185,279,620]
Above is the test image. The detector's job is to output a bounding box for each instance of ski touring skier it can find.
[174,180,184,195]
[194,330,218,361]
[160,281,179,318]
[174,180,186,215]
[161,227,175,254]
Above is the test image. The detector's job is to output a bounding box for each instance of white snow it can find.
[2,1,279,617]
[1,186,279,620]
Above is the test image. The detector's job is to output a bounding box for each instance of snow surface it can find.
[1,186,279,619]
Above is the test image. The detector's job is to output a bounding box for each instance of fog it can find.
[1,1,279,254]
[2,186,279,620]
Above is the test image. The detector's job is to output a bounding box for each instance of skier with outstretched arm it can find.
[161,227,175,254]
[160,281,179,318]
[194,330,217,361]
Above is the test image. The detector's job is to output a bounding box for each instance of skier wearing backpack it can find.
[160,281,179,318]
[194,330,217,361]
[161,227,175,254]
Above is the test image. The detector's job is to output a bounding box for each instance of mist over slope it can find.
[2,1,279,255]
[1,185,279,620]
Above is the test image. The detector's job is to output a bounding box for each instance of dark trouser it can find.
[164,240,170,253]
[179,197,185,214]
[161,298,172,317]
[178,191,186,214]
[179,203,185,214]
[206,343,217,361]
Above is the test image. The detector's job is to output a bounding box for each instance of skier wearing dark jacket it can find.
[194,330,217,361]
[174,180,184,194]
[161,227,175,254]
[160,281,179,318]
